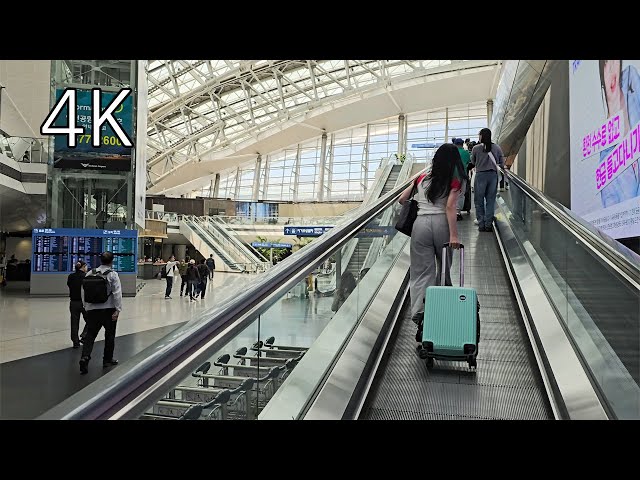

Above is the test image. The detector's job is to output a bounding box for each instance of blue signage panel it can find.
[251,241,293,249]
[284,226,332,237]
[411,142,441,149]
[53,88,134,171]
[32,228,137,274]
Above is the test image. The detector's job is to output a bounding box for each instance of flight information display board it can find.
[32,228,137,274]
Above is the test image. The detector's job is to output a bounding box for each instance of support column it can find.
[326,134,334,201]
[174,244,187,261]
[212,173,220,198]
[444,107,449,143]
[318,132,328,202]
[234,167,241,199]
[293,144,301,202]
[398,114,406,156]
[161,243,172,260]
[363,125,370,197]
[487,99,494,126]
[252,154,262,202]
[263,155,270,199]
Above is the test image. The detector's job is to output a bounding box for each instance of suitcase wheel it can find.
[467,356,477,369]
[426,357,434,369]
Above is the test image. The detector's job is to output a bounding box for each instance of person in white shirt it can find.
[164,254,179,299]
[79,252,123,374]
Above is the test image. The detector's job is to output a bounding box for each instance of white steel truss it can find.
[145,60,480,187]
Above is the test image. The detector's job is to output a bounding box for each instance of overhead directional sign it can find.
[284,226,332,237]
[411,142,441,149]
[355,226,396,238]
[251,241,293,249]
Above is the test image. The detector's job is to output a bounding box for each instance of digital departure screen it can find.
[32,228,137,274]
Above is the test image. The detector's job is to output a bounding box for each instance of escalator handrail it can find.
[38,169,425,420]
[503,168,640,288]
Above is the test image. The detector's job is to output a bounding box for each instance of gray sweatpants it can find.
[410,214,453,316]
[456,179,467,211]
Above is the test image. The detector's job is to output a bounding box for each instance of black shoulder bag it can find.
[394,178,419,236]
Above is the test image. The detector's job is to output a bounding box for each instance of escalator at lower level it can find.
[360,216,553,420]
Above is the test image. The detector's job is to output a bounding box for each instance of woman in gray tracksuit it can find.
[399,143,464,321]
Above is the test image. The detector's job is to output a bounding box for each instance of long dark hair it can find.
[425,143,464,204]
[479,128,493,153]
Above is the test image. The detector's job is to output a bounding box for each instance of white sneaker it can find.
[473,219,479,225]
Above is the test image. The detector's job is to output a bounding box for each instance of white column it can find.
[212,173,220,198]
[252,154,262,201]
[487,99,494,126]
[318,132,328,202]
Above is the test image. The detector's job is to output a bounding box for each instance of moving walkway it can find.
[40,167,640,420]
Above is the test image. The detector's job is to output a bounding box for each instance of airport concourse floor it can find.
[0,273,249,364]
[0,274,337,419]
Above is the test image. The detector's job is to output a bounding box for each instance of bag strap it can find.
[487,151,498,171]
[412,173,427,198]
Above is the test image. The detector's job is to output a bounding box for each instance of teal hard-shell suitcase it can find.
[420,244,480,369]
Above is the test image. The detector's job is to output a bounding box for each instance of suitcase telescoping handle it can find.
[441,243,464,287]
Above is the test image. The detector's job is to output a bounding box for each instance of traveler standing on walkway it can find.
[453,138,471,219]
[399,143,462,321]
[164,254,179,299]
[67,260,88,349]
[471,128,504,232]
[79,252,122,374]
[186,259,201,301]
[206,254,215,280]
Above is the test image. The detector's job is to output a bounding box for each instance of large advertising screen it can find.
[52,88,133,171]
[32,228,137,274]
[569,60,640,240]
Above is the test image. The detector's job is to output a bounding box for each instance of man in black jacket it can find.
[67,260,88,348]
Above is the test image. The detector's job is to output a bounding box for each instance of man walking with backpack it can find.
[79,252,122,375]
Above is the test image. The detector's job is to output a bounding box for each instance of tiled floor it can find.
[0,273,250,364]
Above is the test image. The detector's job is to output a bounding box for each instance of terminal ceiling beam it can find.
[145,60,501,191]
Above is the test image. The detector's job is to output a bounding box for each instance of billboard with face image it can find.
[569,60,640,240]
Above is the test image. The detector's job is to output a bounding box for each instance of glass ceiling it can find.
[144,60,471,186]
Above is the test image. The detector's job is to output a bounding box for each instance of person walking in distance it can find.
[67,260,88,348]
[164,254,179,299]
[186,259,201,301]
[470,128,505,232]
[178,258,188,297]
[79,252,122,374]
[197,259,209,299]
[206,254,216,280]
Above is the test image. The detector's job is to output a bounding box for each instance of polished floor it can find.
[0,323,186,419]
[0,273,249,364]
[0,274,338,418]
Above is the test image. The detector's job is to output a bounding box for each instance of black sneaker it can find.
[456,213,463,221]
[103,359,119,368]
[411,310,424,325]
[72,343,81,349]
[484,225,493,232]
[79,357,89,374]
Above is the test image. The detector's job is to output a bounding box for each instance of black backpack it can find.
[83,269,112,303]
[161,265,168,278]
